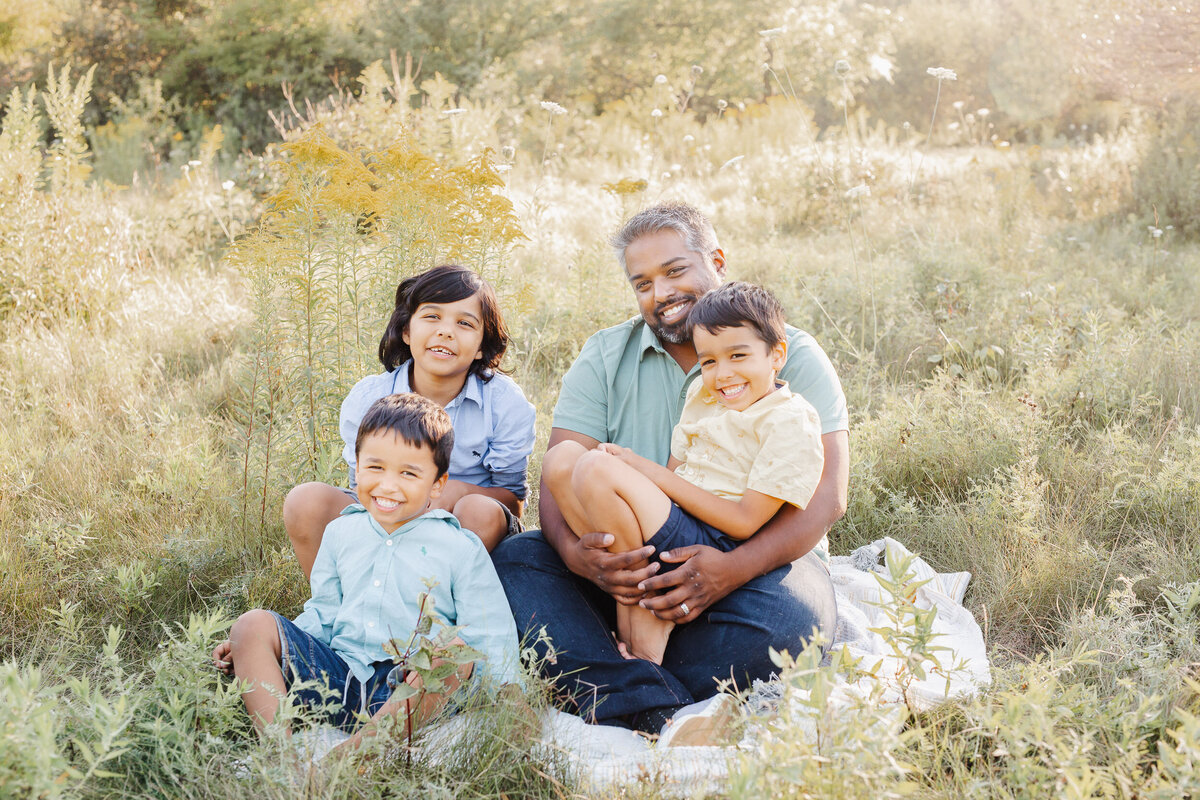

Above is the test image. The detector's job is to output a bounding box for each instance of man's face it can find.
[623,229,725,345]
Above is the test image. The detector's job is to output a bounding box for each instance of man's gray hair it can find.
[610,202,721,271]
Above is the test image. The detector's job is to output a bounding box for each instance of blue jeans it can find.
[271,612,401,730]
[491,529,837,726]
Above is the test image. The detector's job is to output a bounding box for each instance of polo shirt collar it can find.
[636,317,668,360]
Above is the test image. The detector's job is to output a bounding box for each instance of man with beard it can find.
[492,202,849,743]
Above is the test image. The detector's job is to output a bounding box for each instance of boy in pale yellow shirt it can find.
[543,282,825,667]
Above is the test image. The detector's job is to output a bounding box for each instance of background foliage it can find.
[0,0,1198,796]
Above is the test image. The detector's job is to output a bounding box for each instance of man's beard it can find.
[650,317,689,344]
[648,295,694,344]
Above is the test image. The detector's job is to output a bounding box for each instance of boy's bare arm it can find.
[597,444,784,539]
[637,430,849,622]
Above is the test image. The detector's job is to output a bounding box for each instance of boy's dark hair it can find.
[355,393,455,478]
[378,264,509,380]
[687,281,786,348]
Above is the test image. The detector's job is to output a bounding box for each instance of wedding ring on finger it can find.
[680,602,690,616]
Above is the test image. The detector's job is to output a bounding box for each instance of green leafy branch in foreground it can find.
[382,580,483,764]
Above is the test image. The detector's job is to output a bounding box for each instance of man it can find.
[492,202,848,737]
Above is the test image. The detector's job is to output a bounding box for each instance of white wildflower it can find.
[759,27,786,38]
[221,180,234,192]
[845,184,870,199]
[953,100,965,110]
[717,99,728,110]
[655,74,668,85]
[651,109,663,118]
[540,101,567,115]
[495,164,511,173]
[682,134,695,143]
[1150,226,1163,238]
[443,108,466,116]
[719,155,744,171]
[691,65,704,75]
[188,159,202,167]
[977,108,991,117]
[868,54,894,83]
[834,60,851,77]
[926,67,957,81]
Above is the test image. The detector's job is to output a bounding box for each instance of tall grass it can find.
[1,55,1198,798]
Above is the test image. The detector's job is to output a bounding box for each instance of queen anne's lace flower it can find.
[926,67,957,81]
[539,101,567,115]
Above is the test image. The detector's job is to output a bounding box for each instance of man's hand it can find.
[560,532,660,606]
[636,545,740,622]
[211,640,233,674]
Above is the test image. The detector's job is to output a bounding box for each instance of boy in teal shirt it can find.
[212,393,519,742]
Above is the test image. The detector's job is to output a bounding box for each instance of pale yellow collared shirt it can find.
[671,380,828,558]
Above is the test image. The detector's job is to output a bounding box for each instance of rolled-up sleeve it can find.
[451,540,521,686]
[482,381,536,499]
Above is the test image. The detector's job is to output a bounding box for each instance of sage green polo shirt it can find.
[553,316,848,466]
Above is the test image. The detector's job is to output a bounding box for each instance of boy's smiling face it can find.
[694,323,787,412]
[355,430,447,533]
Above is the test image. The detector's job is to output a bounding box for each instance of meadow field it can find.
[2,3,1199,797]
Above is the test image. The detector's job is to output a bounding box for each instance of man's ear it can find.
[710,248,727,278]
[429,473,448,500]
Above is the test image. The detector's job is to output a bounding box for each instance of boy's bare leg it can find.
[452,494,509,552]
[542,441,595,536]
[284,482,354,580]
[333,644,475,755]
[224,609,289,731]
[573,451,675,664]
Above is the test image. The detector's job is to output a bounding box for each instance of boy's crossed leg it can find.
[542,440,675,664]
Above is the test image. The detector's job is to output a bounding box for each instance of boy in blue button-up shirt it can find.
[212,393,519,742]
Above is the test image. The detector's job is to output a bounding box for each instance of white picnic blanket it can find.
[312,538,990,796]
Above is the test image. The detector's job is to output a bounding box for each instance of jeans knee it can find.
[491,530,552,574]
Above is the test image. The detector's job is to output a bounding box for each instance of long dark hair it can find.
[377,264,509,380]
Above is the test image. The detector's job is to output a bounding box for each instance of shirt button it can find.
[374,580,381,587]
[386,540,394,546]
[367,621,375,628]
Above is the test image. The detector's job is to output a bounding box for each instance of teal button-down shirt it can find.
[552,316,848,465]
[293,506,519,686]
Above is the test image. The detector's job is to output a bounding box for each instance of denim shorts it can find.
[645,503,740,565]
[271,612,402,730]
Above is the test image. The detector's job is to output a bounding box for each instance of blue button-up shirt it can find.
[340,363,536,498]
[292,506,520,686]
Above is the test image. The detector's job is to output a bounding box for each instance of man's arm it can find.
[540,427,659,604]
[638,430,848,622]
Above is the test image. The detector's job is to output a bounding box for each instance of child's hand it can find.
[599,442,639,464]
[211,640,233,674]
[599,443,653,474]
